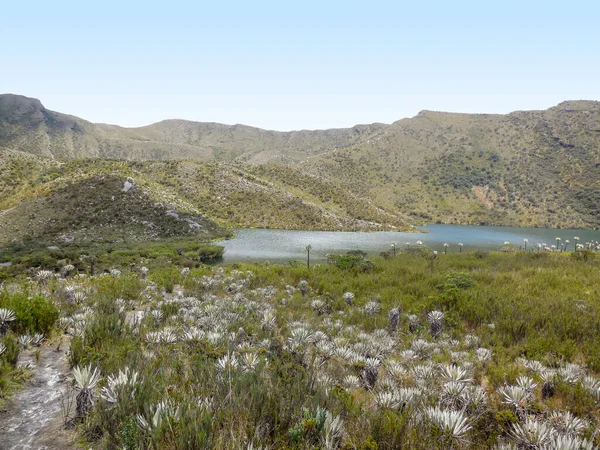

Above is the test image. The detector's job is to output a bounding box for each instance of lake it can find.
[220,225,600,263]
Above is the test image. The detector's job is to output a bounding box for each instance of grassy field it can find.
[1,247,600,448]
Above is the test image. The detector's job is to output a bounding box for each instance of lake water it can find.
[220,225,600,263]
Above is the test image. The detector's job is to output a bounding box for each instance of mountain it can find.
[1,93,599,242]
[0,148,228,246]
[0,150,410,246]
[299,101,600,228]
[0,94,386,163]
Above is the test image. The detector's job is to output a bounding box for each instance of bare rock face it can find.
[123,177,135,192]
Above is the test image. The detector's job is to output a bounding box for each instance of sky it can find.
[2,1,599,130]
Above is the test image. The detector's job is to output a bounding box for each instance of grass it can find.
[1,248,600,448]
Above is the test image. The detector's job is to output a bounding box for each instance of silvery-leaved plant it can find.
[475,347,492,364]
[73,365,101,418]
[0,308,16,334]
[581,375,600,402]
[342,375,361,390]
[508,419,555,448]
[440,381,468,410]
[515,376,537,393]
[343,291,355,305]
[238,352,260,372]
[411,363,436,382]
[518,358,545,375]
[18,334,32,348]
[557,363,584,385]
[315,373,336,395]
[400,349,418,361]
[373,390,401,409]
[323,410,344,450]
[37,270,54,283]
[385,360,409,381]
[425,407,472,442]
[73,291,87,305]
[549,434,596,450]
[364,301,381,317]
[500,385,531,419]
[311,299,327,315]
[427,310,444,339]
[32,333,45,346]
[298,280,309,296]
[101,368,139,405]
[441,364,472,384]
[136,400,181,433]
[463,334,480,349]
[408,314,420,334]
[216,352,239,372]
[411,339,431,360]
[548,410,588,437]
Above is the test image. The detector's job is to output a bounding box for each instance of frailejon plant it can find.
[73,365,101,419]
[0,308,16,335]
[427,310,444,339]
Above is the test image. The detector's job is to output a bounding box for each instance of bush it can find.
[1,333,20,366]
[328,251,376,272]
[0,293,58,335]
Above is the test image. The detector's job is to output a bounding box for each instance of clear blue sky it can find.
[2,1,599,130]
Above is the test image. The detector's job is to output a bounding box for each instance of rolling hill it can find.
[1,93,599,244]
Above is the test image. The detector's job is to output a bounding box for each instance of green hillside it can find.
[298,101,600,229]
[0,156,411,246]
[1,94,599,236]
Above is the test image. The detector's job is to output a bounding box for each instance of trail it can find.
[0,338,76,450]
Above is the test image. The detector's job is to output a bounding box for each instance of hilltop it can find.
[1,94,599,243]
[0,94,386,163]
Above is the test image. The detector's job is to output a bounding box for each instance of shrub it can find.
[328,251,376,272]
[1,333,20,366]
[0,293,58,335]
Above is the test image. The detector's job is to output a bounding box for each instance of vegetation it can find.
[2,94,600,233]
[0,291,57,405]
[2,246,600,448]
[0,238,225,279]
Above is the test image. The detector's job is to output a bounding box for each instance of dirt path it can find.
[0,338,77,450]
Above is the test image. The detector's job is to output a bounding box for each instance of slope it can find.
[1,94,600,230]
[0,156,412,246]
[297,101,600,229]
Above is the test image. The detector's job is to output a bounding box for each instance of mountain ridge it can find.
[1,93,599,242]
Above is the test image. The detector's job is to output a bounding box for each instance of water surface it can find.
[220,225,600,263]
